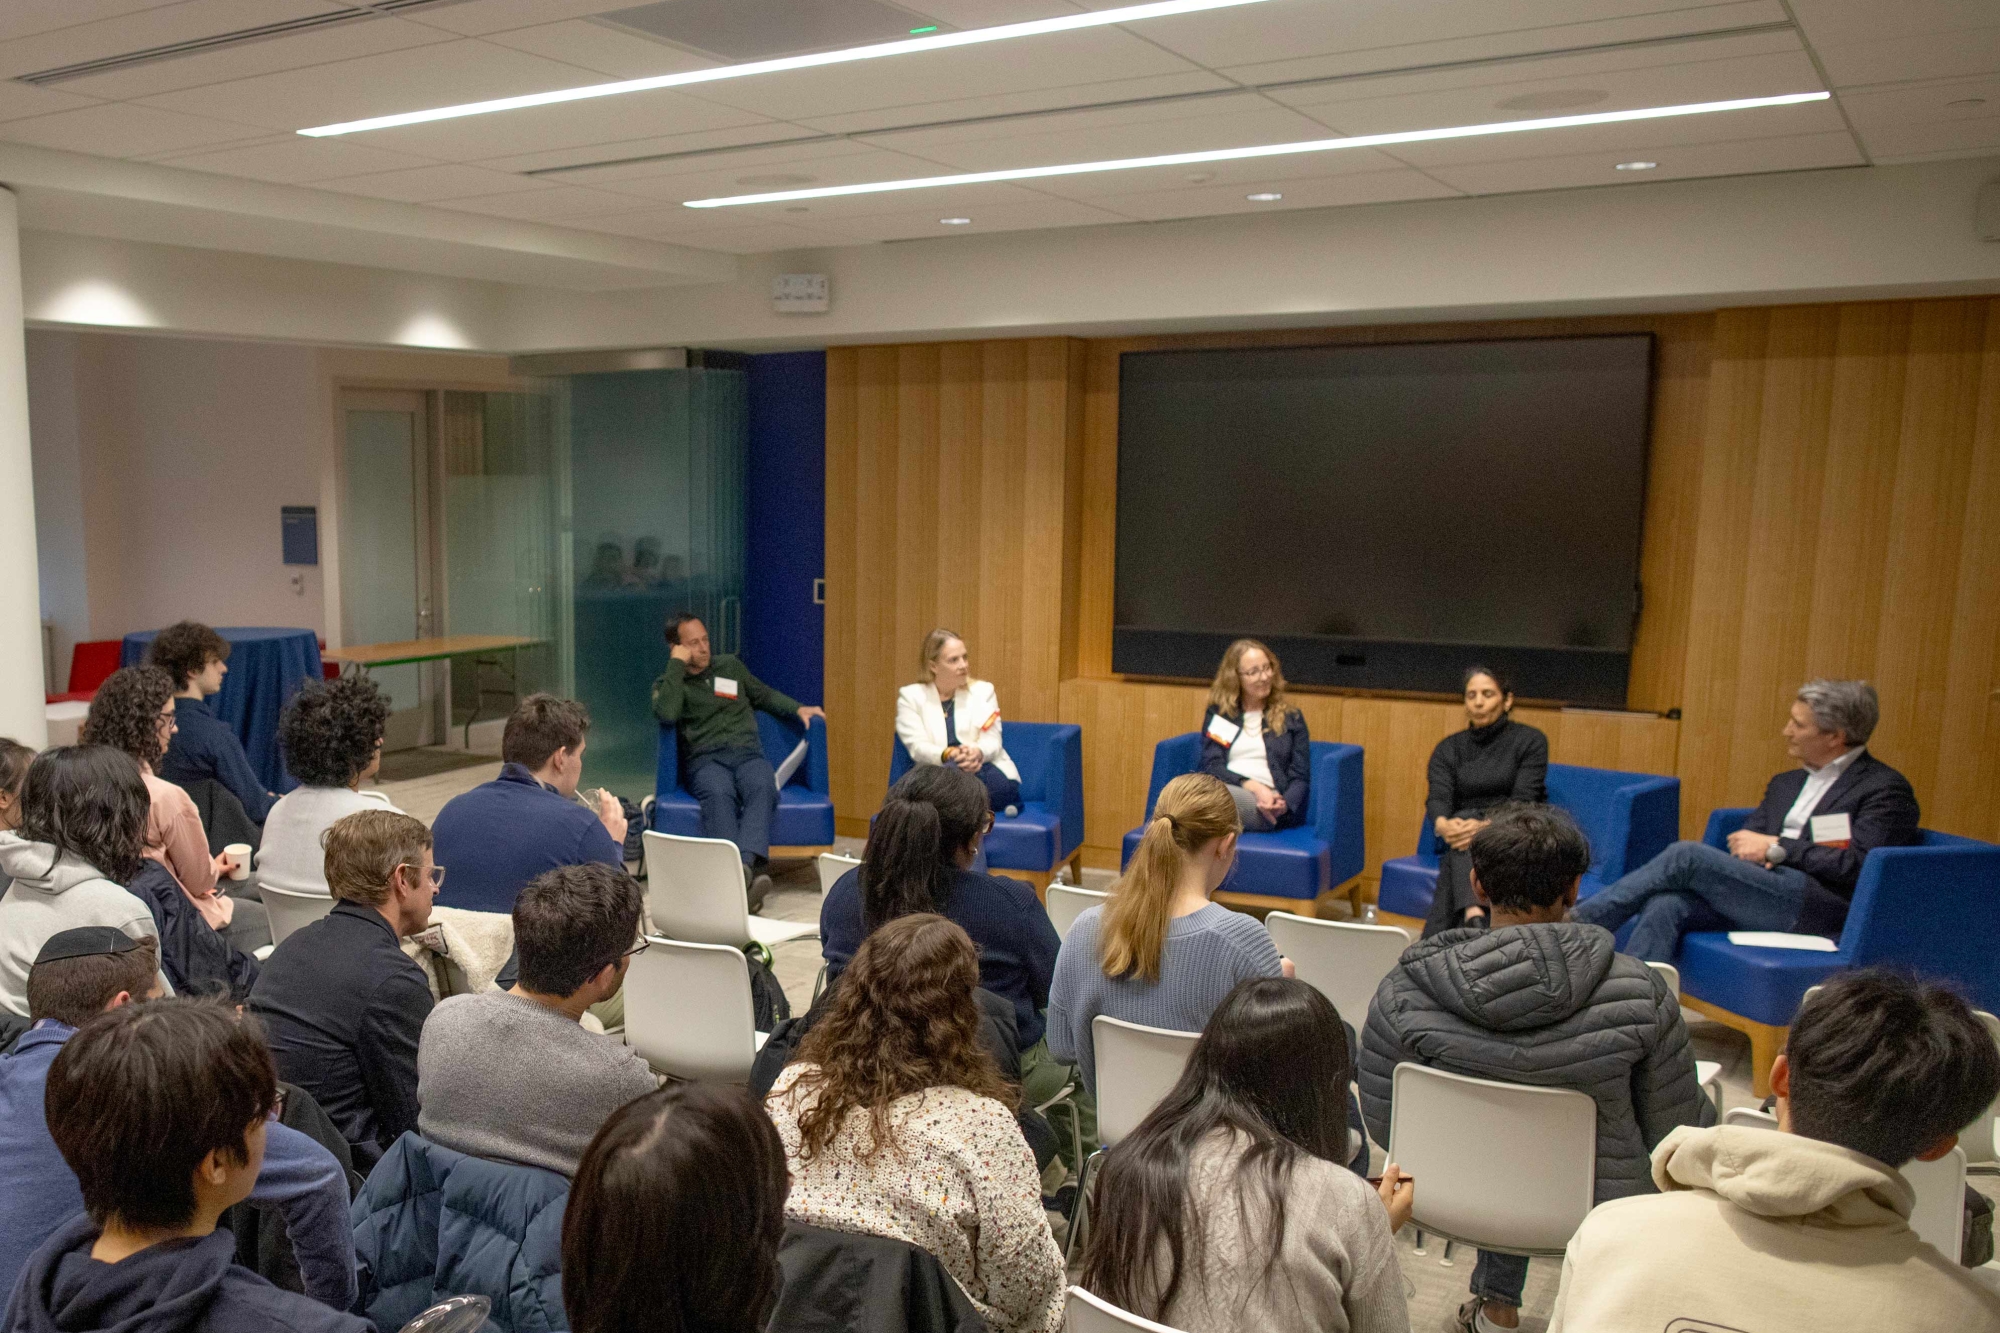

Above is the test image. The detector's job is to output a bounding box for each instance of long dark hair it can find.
[80,666,177,771]
[16,746,150,884]
[563,1084,788,1333]
[1082,978,1353,1318]
[858,764,988,933]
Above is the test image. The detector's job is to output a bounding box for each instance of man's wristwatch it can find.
[1764,840,1788,866]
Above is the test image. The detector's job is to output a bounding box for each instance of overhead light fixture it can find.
[940,216,973,225]
[1246,192,1283,201]
[682,91,1830,208]
[298,0,1276,137]
[1615,160,1659,171]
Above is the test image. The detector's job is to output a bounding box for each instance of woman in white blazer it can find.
[896,629,1022,816]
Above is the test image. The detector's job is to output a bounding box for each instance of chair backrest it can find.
[1545,763,1681,881]
[1093,1015,1200,1145]
[261,884,336,946]
[1839,834,2000,1011]
[1387,1062,1597,1253]
[642,830,750,945]
[658,716,829,800]
[624,936,760,1082]
[1645,960,1681,998]
[1965,1011,2000,1166]
[1065,1286,1190,1333]
[1265,913,1410,1030]
[1141,733,1362,869]
[1723,1105,1777,1130]
[816,852,860,895]
[67,640,123,695]
[1046,883,1110,941]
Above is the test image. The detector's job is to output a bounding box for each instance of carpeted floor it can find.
[373,745,501,784]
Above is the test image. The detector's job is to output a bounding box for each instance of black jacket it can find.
[125,861,259,1003]
[1197,705,1310,829]
[248,902,432,1172]
[1742,750,1920,934]
[772,1223,988,1333]
[1360,922,1711,1203]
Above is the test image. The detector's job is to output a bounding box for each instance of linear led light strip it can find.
[682,91,1831,207]
[298,0,1275,137]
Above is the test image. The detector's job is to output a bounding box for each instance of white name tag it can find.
[1206,714,1241,746]
[1810,812,1852,846]
[713,676,740,699]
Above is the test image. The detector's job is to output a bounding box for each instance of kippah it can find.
[34,927,142,966]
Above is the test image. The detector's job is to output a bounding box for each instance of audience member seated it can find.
[562,1084,787,1333]
[1084,976,1415,1333]
[1549,969,2000,1332]
[82,667,270,954]
[5,998,370,1333]
[1420,666,1548,937]
[431,694,626,916]
[1360,805,1709,1333]
[0,747,165,1016]
[1573,679,1920,960]
[149,620,276,826]
[249,810,437,1170]
[0,931,355,1310]
[766,915,1065,1333]
[0,738,33,892]
[418,863,656,1176]
[258,677,399,897]
[1197,638,1310,834]
[896,628,1023,815]
[1048,772,1288,1095]
[652,612,825,908]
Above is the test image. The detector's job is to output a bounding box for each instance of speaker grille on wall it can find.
[1979,181,2000,242]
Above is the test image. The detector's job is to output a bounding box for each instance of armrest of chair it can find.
[806,717,830,795]
[1311,742,1366,884]
[656,722,680,795]
[1702,807,1753,850]
[1610,777,1682,879]
[1040,724,1085,861]
[888,734,914,787]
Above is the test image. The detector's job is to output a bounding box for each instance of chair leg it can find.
[1439,1238,1455,1268]
[1065,1149,1102,1269]
[1412,1228,1427,1256]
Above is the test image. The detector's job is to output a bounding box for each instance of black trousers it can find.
[1422,808,1493,938]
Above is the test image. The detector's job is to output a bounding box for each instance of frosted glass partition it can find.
[342,408,423,724]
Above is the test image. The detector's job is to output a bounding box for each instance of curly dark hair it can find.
[780,914,1015,1164]
[279,677,389,788]
[18,746,149,883]
[147,621,229,692]
[79,667,177,771]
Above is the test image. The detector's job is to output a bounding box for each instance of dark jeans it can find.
[1571,840,1812,961]
[1471,1250,1529,1306]
[974,763,1021,814]
[688,747,778,865]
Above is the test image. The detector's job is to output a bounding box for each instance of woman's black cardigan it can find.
[1197,704,1311,830]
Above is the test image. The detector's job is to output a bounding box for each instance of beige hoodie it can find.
[1549,1124,2000,1333]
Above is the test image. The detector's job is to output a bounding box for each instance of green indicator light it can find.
[909,25,938,33]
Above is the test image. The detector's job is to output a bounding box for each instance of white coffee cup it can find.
[224,843,252,881]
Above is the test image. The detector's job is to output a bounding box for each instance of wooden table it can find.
[324,635,541,749]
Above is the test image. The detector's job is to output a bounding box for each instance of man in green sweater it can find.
[652,613,825,908]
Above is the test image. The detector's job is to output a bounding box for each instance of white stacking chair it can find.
[815,851,860,894]
[1067,1017,1201,1264]
[1046,883,1109,941]
[1645,961,1724,1109]
[643,830,818,950]
[1266,912,1409,1029]
[1388,1063,1598,1259]
[1965,1011,2000,1176]
[261,883,336,947]
[623,936,768,1083]
[1064,1287,1189,1333]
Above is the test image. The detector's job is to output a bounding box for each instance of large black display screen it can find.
[1114,335,1653,706]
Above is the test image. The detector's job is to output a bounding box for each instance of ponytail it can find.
[1100,773,1241,983]
[859,764,991,934]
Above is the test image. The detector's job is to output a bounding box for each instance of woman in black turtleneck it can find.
[1421,667,1549,937]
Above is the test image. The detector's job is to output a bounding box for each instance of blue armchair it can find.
[1377,763,1681,920]
[652,714,835,850]
[1676,807,2000,1094]
[889,721,1084,877]
[1120,734,1364,913]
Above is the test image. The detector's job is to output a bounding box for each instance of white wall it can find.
[26,330,86,681]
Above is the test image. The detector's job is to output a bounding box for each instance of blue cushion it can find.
[1119,823,1333,902]
[1377,857,1440,918]
[885,722,1084,873]
[653,714,834,848]
[984,803,1061,871]
[1675,930,1841,1027]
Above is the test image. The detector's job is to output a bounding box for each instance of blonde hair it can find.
[1206,638,1293,735]
[322,809,431,906]
[917,628,964,687]
[1100,773,1241,983]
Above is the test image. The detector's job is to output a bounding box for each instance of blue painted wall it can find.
[742,350,826,705]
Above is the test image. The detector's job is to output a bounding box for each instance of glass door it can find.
[340,390,440,751]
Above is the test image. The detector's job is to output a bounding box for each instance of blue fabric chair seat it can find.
[1121,819,1333,901]
[886,722,1083,874]
[653,713,834,848]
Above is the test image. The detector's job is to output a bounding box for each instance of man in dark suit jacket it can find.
[1573,679,1919,960]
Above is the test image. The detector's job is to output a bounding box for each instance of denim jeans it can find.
[1571,840,1812,961]
[1471,1249,1529,1306]
[687,747,778,865]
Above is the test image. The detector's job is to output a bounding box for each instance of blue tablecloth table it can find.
[121,627,323,794]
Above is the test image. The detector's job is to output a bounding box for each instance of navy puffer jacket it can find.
[1358,921,1712,1203]
[351,1133,567,1333]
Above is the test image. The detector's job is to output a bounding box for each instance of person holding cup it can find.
[80,667,271,954]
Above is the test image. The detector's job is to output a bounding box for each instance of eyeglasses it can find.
[397,863,447,891]
[1239,665,1275,680]
[602,939,650,972]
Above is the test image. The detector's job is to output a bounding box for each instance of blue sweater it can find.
[821,867,1060,1049]
[429,765,623,915]
[0,1022,356,1311]
[158,693,275,823]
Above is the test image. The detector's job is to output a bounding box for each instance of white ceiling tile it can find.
[143,134,442,182]
[1383,98,1847,167]
[683,177,1084,228]
[858,90,1323,160]
[474,123,820,175]
[307,163,553,203]
[1420,127,1862,193]
[47,16,457,102]
[433,184,663,221]
[480,20,721,80]
[790,70,1234,136]
[1838,74,2000,129]
[571,143,957,203]
[1019,142,1416,199]
[799,194,1134,241]
[341,88,776,164]
[641,220,870,253]
[0,101,267,156]
[0,82,105,125]
[0,2,186,45]
[1078,166,1459,221]
[1865,126,2000,162]
[398,0,659,39]
[0,0,341,79]
[1785,0,1994,50]
[1806,28,2000,89]
[898,3,1081,26]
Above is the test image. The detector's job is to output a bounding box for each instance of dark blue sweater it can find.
[429,764,623,916]
[158,694,274,823]
[820,867,1060,1048]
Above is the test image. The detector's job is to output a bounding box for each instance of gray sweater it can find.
[1047,903,1281,1093]
[417,990,658,1176]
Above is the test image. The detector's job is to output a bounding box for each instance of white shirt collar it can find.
[1803,745,1864,778]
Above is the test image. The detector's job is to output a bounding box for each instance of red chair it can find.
[48,640,125,704]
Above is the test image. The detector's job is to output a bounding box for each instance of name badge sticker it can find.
[1809,812,1852,847]
[1206,714,1241,746]
[713,676,740,699]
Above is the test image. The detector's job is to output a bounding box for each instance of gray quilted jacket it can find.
[1358,921,1712,1203]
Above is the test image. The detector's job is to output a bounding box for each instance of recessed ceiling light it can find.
[299,0,1277,137]
[940,217,972,225]
[1246,192,1283,201]
[1615,160,1659,171]
[684,92,1831,208]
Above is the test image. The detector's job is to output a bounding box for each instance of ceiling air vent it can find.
[595,0,950,63]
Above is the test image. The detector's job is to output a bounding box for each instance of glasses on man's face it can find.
[603,939,650,972]
[398,863,447,891]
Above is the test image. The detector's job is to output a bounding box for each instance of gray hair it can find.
[1796,679,1879,746]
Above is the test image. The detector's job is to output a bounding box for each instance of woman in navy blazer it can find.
[1197,639,1310,831]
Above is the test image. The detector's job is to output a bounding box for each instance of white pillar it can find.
[0,188,46,748]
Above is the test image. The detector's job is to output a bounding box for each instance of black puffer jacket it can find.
[1358,921,1711,1202]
